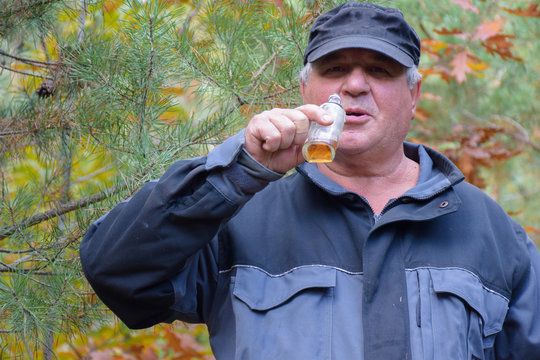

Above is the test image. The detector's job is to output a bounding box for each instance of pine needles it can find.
[0,0,331,357]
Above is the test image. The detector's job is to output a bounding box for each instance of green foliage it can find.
[0,0,63,39]
[398,0,540,236]
[0,0,538,358]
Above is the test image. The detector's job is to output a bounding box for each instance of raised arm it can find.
[79,105,329,328]
[80,132,281,328]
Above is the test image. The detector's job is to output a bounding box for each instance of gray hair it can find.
[298,62,422,90]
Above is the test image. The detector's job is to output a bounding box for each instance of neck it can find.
[318,147,420,214]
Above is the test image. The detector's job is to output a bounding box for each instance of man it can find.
[80,2,540,359]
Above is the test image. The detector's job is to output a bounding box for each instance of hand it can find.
[244,105,333,174]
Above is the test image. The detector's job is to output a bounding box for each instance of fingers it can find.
[247,105,332,149]
[244,105,334,171]
[263,109,306,151]
[295,104,334,128]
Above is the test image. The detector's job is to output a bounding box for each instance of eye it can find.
[326,65,345,73]
[321,65,347,77]
[367,66,390,76]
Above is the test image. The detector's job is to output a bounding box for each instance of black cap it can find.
[303,2,421,67]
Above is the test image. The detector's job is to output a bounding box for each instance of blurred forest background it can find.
[0,0,538,358]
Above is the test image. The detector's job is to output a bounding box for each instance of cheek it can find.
[378,86,413,117]
[302,81,335,105]
[302,87,321,104]
[372,87,414,135]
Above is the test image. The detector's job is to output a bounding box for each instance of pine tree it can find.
[0,0,326,356]
[1,0,538,357]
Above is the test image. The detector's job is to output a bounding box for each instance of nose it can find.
[342,67,370,97]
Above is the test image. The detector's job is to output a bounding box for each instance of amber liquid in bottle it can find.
[304,140,338,163]
[302,93,345,163]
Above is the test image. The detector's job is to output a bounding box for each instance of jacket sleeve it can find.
[495,229,540,359]
[79,131,282,329]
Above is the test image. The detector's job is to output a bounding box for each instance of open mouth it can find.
[346,111,366,117]
[344,110,370,124]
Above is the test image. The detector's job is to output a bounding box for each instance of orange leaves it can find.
[414,92,442,123]
[420,39,447,59]
[162,327,214,359]
[451,0,479,14]
[426,10,523,83]
[414,107,431,123]
[102,0,121,14]
[432,28,463,36]
[503,4,540,17]
[443,122,526,188]
[474,19,522,61]
[482,34,522,61]
[421,43,489,84]
[161,0,193,5]
[448,0,540,19]
[525,226,540,235]
[473,19,504,41]
[55,322,214,360]
[272,0,284,10]
[450,51,484,83]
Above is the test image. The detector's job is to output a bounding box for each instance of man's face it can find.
[301,48,421,160]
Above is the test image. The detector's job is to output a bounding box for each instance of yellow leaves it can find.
[162,326,214,358]
[103,0,122,14]
[421,39,448,53]
[467,60,489,72]
[5,141,116,208]
[426,9,525,84]
[450,51,489,83]
[54,322,214,360]
[163,85,187,96]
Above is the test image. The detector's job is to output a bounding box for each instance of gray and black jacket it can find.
[80,131,540,360]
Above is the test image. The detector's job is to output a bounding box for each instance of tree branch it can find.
[3,0,56,17]
[0,129,28,136]
[0,48,57,67]
[0,248,34,254]
[241,45,285,100]
[138,15,156,134]
[77,0,88,44]
[0,265,52,275]
[179,7,198,36]
[0,62,53,80]
[0,186,119,241]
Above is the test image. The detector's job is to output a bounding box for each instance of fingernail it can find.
[323,114,332,123]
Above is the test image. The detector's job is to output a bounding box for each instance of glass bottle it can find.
[302,93,346,163]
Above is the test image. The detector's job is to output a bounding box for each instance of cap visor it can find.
[307,36,414,67]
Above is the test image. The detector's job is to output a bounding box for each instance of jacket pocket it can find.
[408,267,509,360]
[231,265,336,360]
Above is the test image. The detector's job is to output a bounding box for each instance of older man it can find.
[80,2,540,359]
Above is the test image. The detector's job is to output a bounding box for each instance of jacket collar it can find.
[297,142,465,201]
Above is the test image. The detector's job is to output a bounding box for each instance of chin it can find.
[338,135,370,152]
[335,144,369,158]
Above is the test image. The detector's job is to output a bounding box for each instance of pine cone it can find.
[36,80,55,98]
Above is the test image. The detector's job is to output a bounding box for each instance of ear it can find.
[410,80,422,120]
[300,79,306,101]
